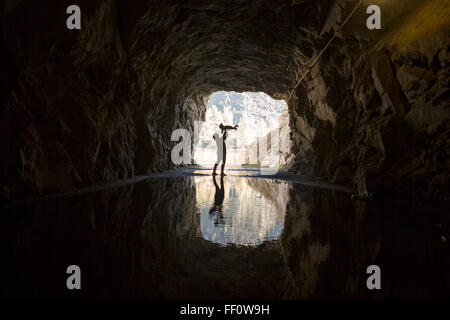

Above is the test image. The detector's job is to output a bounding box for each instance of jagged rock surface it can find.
[287,0,449,202]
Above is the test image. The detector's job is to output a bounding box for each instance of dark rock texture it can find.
[1,0,448,203]
[288,0,449,202]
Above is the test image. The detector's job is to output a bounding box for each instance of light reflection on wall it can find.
[195,176,289,246]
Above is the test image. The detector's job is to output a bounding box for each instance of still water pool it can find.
[1,169,449,299]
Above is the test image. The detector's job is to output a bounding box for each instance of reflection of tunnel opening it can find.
[193,91,289,168]
[195,175,289,247]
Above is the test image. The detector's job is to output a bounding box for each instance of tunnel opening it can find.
[192,91,289,170]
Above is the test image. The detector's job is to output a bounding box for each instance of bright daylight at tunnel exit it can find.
[193,91,289,169]
[1,0,449,312]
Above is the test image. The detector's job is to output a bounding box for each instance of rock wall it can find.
[1,0,144,197]
[288,0,449,202]
[1,0,448,203]
[0,0,206,198]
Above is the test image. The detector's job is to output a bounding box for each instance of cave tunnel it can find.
[1,0,449,301]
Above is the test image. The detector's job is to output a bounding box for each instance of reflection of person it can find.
[213,123,238,176]
[209,175,225,225]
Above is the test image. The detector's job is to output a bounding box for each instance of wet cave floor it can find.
[1,168,449,299]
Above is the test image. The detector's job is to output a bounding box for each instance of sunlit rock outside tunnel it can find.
[0,0,449,300]
[193,91,288,168]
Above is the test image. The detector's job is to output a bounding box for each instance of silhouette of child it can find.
[219,123,238,133]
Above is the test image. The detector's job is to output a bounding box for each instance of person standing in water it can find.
[212,123,238,176]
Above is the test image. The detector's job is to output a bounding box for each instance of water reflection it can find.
[208,175,225,225]
[196,175,287,246]
[1,173,449,299]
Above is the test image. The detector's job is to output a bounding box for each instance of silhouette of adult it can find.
[212,123,238,176]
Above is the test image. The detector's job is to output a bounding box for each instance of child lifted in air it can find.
[219,123,238,133]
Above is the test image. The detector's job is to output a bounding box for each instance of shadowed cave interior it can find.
[0,0,449,299]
